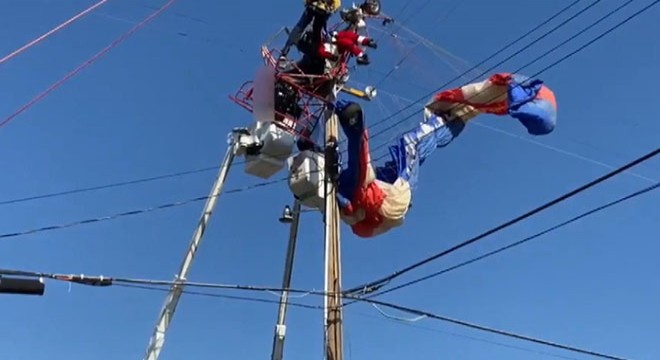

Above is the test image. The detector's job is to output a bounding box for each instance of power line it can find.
[344,180,659,303]
[0,166,217,207]
[4,268,629,360]
[115,281,602,360]
[0,175,296,240]
[352,297,631,360]
[344,147,659,296]
[116,283,321,310]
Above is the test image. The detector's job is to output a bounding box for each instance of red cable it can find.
[0,0,178,129]
[0,0,109,65]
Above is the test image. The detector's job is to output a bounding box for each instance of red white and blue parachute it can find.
[426,72,557,135]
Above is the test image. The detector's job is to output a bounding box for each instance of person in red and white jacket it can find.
[317,29,377,65]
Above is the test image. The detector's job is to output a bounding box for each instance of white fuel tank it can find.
[287,150,332,211]
[243,121,295,179]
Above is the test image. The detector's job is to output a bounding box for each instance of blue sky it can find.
[0,0,658,359]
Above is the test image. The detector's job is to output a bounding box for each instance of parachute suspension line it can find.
[349,0,586,138]
[363,0,632,148]
[0,0,109,65]
[353,85,656,183]
[0,0,179,129]
[374,40,421,88]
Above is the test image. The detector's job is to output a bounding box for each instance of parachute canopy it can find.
[426,73,557,135]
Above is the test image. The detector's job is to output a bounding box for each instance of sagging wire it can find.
[1,267,630,360]
[371,303,427,322]
[0,172,321,240]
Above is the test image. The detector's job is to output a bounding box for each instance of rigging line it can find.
[352,297,631,360]
[357,0,586,136]
[352,82,658,184]
[0,0,109,65]
[0,174,306,240]
[343,147,659,295]
[343,181,660,305]
[0,0,178,129]
[364,0,647,156]
[0,166,217,207]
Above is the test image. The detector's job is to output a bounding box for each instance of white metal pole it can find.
[270,200,302,360]
[143,131,241,360]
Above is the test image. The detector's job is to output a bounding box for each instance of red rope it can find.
[0,0,178,129]
[0,0,109,65]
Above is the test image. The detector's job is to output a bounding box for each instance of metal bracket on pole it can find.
[270,200,302,360]
[142,128,246,360]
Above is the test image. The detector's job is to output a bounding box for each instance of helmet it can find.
[340,7,363,25]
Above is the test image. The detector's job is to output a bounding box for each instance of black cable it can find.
[0,166,217,207]
[115,283,322,310]
[344,148,659,295]
[352,296,631,360]
[344,181,659,304]
[0,174,300,240]
[4,267,632,359]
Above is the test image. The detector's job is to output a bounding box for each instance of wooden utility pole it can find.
[323,88,344,360]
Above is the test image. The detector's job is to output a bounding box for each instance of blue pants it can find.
[375,114,466,188]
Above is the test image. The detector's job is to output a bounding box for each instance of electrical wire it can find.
[0,166,217,207]
[351,297,631,360]
[115,283,322,310]
[0,0,109,65]
[1,268,631,359]
[0,174,298,240]
[342,180,659,304]
[343,147,659,296]
[0,0,178,129]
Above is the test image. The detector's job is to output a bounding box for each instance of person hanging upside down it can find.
[318,28,377,65]
[280,0,342,60]
[334,73,558,238]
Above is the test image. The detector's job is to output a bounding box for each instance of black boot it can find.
[356,53,370,65]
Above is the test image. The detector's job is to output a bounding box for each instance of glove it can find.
[365,38,377,49]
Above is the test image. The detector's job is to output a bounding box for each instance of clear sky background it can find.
[0,0,658,359]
